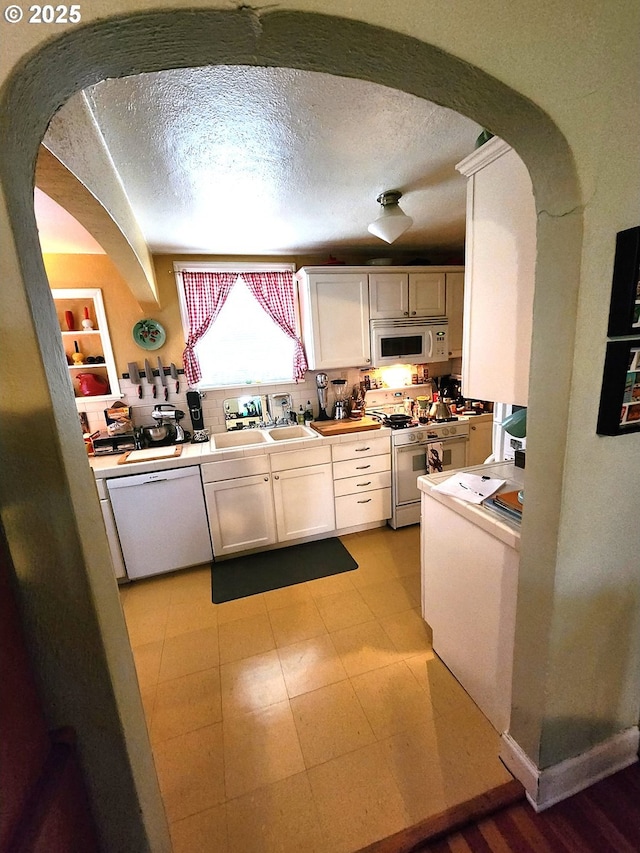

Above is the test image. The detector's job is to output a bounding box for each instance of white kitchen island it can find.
[418,461,524,733]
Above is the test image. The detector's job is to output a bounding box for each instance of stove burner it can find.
[386,420,415,430]
[368,410,459,428]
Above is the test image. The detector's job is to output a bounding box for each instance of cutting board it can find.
[118,445,182,464]
[310,417,382,436]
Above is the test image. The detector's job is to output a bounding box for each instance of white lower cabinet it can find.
[270,446,335,541]
[205,474,277,556]
[272,463,335,540]
[332,435,392,529]
[335,488,391,529]
[202,447,334,555]
[202,455,277,556]
[466,413,493,466]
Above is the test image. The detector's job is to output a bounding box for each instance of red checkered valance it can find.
[181,271,236,386]
[181,269,307,386]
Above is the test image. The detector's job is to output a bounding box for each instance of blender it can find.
[331,379,349,419]
[315,373,330,420]
[416,396,430,423]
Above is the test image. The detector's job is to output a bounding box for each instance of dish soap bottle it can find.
[297,405,305,424]
[304,401,313,425]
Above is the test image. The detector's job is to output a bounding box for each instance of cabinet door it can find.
[445,272,465,357]
[272,464,335,541]
[466,414,494,466]
[368,273,409,319]
[457,140,535,405]
[205,475,277,556]
[301,273,371,369]
[408,272,446,317]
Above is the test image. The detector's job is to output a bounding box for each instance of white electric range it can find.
[364,387,470,528]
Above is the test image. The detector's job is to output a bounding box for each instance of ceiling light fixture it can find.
[367,190,413,244]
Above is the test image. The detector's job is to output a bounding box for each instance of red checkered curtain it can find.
[242,271,308,380]
[181,271,237,386]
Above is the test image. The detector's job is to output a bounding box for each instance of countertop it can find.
[418,461,525,550]
[89,426,392,480]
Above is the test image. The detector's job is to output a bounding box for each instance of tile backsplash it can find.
[76,368,367,436]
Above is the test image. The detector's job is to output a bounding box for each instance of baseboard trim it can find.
[500,726,639,811]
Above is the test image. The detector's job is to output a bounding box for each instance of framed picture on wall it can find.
[597,341,640,435]
[607,225,640,336]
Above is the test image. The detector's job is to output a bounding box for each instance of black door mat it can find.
[211,537,358,603]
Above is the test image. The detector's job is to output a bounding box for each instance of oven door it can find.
[394,438,468,505]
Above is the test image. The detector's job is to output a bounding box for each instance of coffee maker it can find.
[187,390,209,442]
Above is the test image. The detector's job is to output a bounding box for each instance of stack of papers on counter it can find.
[432,472,506,505]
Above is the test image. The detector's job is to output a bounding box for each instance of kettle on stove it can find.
[429,400,453,420]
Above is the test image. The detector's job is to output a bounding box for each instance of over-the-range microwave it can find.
[370,317,449,367]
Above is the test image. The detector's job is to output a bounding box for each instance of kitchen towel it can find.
[427,442,444,474]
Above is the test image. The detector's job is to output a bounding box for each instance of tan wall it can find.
[43,253,182,373]
[44,251,457,377]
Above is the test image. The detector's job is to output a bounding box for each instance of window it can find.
[176,264,307,388]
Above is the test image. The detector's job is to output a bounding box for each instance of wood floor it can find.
[369,760,640,853]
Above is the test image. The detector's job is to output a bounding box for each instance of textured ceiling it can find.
[44,66,481,256]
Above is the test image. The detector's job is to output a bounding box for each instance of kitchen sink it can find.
[210,430,269,449]
[267,424,318,441]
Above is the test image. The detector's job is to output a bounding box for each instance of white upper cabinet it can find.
[369,271,446,319]
[369,272,409,318]
[445,272,465,358]
[456,138,536,406]
[297,269,371,369]
[297,265,464,371]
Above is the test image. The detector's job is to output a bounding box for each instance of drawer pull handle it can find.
[357,498,372,504]
[356,481,372,487]
[354,447,370,452]
[355,465,371,470]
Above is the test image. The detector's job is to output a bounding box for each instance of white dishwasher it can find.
[107,466,213,579]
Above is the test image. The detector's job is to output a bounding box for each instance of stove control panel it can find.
[393,419,470,446]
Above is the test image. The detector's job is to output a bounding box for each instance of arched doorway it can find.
[0,9,582,848]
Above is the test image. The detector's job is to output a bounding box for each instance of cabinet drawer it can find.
[335,488,391,529]
[332,435,391,462]
[202,455,269,483]
[333,453,390,480]
[270,445,331,472]
[333,470,391,497]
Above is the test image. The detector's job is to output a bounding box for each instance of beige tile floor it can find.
[120,525,512,853]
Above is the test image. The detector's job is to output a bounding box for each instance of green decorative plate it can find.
[132,319,166,350]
